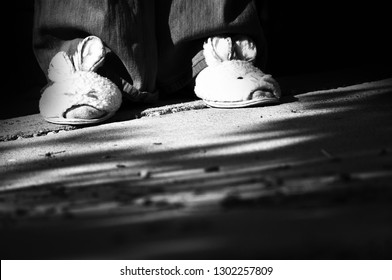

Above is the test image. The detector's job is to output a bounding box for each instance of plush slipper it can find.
[194,36,281,108]
[39,36,122,125]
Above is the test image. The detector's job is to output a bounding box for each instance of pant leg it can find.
[156,0,267,94]
[33,0,158,102]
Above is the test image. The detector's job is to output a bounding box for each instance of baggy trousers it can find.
[33,0,266,102]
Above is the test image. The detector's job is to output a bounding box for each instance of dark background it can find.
[4,1,392,119]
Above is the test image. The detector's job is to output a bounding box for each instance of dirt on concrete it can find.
[1,74,392,259]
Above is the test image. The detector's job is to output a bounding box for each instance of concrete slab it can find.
[1,76,392,259]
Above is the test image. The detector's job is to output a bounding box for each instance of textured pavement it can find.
[1,74,392,259]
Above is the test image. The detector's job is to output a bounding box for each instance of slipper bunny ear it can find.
[203,35,258,66]
[47,51,76,82]
[203,36,234,67]
[73,36,106,72]
[232,35,257,64]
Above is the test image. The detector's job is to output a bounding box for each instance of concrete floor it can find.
[1,71,392,259]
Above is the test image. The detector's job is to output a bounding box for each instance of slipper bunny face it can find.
[195,36,281,107]
[39,36,122,123]
[196,60,281,102]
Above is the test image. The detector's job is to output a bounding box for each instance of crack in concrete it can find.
[0,100,207,142]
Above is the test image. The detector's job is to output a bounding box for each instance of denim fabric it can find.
[33,0,265,100]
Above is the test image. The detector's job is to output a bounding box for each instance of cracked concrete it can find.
[0,100,208,142]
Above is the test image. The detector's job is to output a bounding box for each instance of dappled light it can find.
[1,78,392,259]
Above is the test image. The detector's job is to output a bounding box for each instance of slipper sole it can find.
[202,96,279,108]
[43,111,115,125]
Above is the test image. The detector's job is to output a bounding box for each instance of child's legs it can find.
[33,0,158,99]
[33,0,267,98]
[156,0,267,93]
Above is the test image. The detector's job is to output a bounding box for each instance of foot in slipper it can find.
[39,36,122,125]
[194,35,281,108]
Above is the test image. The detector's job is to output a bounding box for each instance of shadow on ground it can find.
[1,77,392,260]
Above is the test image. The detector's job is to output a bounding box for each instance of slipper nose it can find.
[64,105,106,119]
[250,89,276,100]
[246,73,281,101]
[260,74,282,99]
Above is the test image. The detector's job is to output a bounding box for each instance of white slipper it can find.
[39,36,122,125]
[195,36,281,108]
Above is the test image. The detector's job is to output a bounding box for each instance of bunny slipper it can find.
[39,36,122,125]
[194,35,281,108]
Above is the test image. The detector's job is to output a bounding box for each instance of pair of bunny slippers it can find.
[39,35,281,125]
